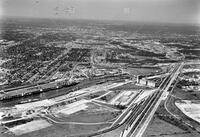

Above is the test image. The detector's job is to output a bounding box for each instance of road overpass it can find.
[120,62,183,137]
[64,63,183,137]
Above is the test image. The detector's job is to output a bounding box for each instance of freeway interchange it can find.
[71,62,183,137]
[120,62,183,137]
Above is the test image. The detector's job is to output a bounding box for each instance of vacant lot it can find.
[176,100,200,124]
[143,115,198,137]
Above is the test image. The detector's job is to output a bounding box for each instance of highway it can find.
[0,73,128,103]
[121,62,183,137]
[66,63,183,137]
[0,62,184,137]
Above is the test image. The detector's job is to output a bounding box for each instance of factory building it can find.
[137,75,156,88]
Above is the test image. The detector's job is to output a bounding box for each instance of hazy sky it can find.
[1,0,200,24]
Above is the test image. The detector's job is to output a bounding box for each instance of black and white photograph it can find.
[0,0,200,137]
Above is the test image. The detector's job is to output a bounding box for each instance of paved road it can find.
[120,62,183,137]
[65,63,183,137]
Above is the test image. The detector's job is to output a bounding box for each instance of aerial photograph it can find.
[0,0,199,137]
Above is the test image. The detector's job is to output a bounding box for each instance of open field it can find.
[99,125,125,137]
[0,118,111,137]
[143,115,197,137]
[155,101,191,132]
[165,87,200,132]
[176,100,200,124]
[19,123,110,137]
[51,102,121,123]
[8,119,51,136]
[54,99,89,115]
[54,110,120,123]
